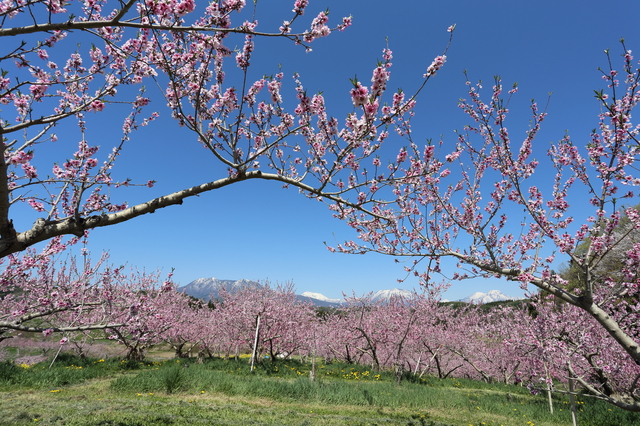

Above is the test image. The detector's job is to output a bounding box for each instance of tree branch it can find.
[1,171,381,257]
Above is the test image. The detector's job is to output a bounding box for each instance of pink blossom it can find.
[267,79,282,104]
[134,97,150,108]
[46,0,67,14]
[350,82,369,108]
[424,55,446,78]
[279,21,291,34]
[222,0,245,12]
[370,66,389,98]
[89,100,105,112]
[236,29,255,69]
[175,0,195,16]
[22,164,38,179]
[8,150,34,165]
[29,84,48,100]
[292,0,308,15]
[340,16,353,31]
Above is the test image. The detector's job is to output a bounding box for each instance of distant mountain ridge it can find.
[177,277,260,300]
[179,278,523,306]
[461,289,523,304]
[371,288,414,302]
[300,292,342,304]
[297,292,343,307]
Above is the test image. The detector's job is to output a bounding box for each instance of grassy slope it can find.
[1,357,638,426]
[3,379,454,426]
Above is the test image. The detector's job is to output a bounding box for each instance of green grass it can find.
[1,355,638,426]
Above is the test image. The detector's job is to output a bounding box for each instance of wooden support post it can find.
[250,313,261,372]
[569,375,578,426]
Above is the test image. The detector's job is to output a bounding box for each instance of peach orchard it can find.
[0,0,638,411]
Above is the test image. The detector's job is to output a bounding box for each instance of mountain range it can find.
[461,289,524,304]
[178,277,260,300]
[178,278,523,306]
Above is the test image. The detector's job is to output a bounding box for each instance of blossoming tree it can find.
[0,0,449,342]
[0,250,125,341]
[0,0,448,258]
[330,44,640,410]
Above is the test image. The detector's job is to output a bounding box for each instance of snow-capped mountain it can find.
[302,288,416,305]
[300,291,342,304]
[371,288,415,302]
[179,278,344,306]
[460,289,523,304]
[178,277,260,300]
[297,292,343,307]
[180,277,522,308]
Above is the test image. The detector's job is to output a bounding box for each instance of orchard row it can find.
[2,255,638,410]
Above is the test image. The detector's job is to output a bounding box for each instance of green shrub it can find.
[119,358,143,371]
[161,366,184,394]
[0,360,22,383]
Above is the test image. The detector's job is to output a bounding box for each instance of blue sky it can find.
[11,0,640,301]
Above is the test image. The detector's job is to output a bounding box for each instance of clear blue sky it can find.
[14,0,640,301]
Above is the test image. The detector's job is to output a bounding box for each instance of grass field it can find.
[1,354,639,426]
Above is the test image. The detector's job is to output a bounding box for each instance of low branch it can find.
[0,322,124,333]
[1,171,380,257]
[10,302,103,324]
[449,252,640,365]
[0,21,306,38]
[567,363,640,412]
